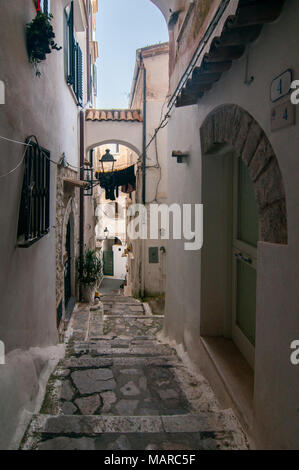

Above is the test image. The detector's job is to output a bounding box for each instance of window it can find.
[36,0,51,14]
[17,140,50,247]
[64,1,83,106]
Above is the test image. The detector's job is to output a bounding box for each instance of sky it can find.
[95,0,169,109]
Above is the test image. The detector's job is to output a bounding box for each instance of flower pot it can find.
[81,285,96,304]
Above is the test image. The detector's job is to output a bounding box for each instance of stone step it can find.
[73,345,176,357]
[31,410,240,437]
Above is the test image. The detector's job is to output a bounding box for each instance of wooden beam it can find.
[186,80,212,94]
[192,69,221,83]
[200,60,232,74]
[220,25,262,46]
[207,45,245,62]
[235,1,285,27]
[63,178,87,188]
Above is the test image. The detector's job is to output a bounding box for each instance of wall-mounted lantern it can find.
[104,227,109,239]
[172,150,190,164]
[100,149,117,173]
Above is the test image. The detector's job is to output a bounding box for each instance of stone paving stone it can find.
[64,356,113,369]
[107,435,132,450]
[61,402,77,415]
[158,389,179,400]
[138,376,148,391]
[120,368,143,375]
[129,306,144,312]
[100,391,117,413]
[60,381,75,401]
[120,381,141,397]
[54,368,70,378]
[75,395,101,415]
[71,369,116,394]
[38,437,95,451]
[115,400,139,415]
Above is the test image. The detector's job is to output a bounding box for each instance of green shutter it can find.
[43,0,49,15]
[67,2,75,86]
[76,43,83,105]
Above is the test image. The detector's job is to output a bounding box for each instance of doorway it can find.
[201,147,257,368]
[232,157,258,368]
[64,217,75,320]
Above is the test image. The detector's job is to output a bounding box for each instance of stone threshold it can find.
[103,315,164,319]
[32,411,239,436]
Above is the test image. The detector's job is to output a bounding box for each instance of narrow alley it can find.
[0,0,298,454]
[21,282,248,451]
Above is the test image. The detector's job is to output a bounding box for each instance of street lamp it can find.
[99,149,117,173]
[104,227,109,239]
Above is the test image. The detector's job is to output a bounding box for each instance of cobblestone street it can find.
[21,290,249,451]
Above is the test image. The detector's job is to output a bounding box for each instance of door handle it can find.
[234,252,252,264]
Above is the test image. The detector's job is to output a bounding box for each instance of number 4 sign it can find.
[270,69,292,102]
[271,100,295,131]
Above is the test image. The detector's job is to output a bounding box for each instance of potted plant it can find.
[26,11,61,76]
[77,249,102,304]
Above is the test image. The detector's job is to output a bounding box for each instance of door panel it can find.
[232,157,258,368]
[236,258,256,345]
[237,157,259,248]
[64,220,72,308]
[103,251,114,276]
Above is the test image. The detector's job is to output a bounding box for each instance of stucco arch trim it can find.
[200,104,288,245]
[61,197,78,265]
[87,139,141,158]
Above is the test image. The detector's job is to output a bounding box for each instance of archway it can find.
[62,199,77,320]
[87,139,141,159]
[200,104,288,370]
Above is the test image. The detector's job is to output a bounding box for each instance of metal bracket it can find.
[172,151,190,164]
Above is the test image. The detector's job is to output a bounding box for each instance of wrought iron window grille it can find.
[17,139,50,248]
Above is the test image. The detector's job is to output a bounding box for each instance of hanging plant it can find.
[26,12,62,77]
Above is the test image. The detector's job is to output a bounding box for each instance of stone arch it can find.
[200,104,288,244]
[62,197,78,265]
[87,139,141,158]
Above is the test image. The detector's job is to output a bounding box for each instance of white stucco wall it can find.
[164,0,299,449]
[0,0,88,448]
[0,0,82,353]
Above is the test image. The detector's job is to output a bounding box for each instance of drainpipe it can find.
[141,60,147,297]
[79,110,85,300]
[142,60,147,206]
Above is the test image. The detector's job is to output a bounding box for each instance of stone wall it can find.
[56,166,80,334]
[201,104,288,245]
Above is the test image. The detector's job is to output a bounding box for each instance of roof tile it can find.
[85,109,143,122]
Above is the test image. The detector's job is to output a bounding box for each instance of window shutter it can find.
[67,2,75,86]
[43,0,49,15]
[63,10,69,80]
[76,43,83,105]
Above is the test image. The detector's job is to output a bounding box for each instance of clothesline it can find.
[95,162,138,174]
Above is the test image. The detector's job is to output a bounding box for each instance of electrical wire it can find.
[0,134,39,179]
[0,133,88,177]
[0,135,33,146]
[0,146,27,179]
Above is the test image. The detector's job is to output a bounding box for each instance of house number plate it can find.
[271,100,295,132]
[270,69,292,103]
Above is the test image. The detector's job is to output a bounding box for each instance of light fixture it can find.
[100,149,117,173]
[104,227,109,239]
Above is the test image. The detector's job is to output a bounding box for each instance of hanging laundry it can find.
[97,165,136,201]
